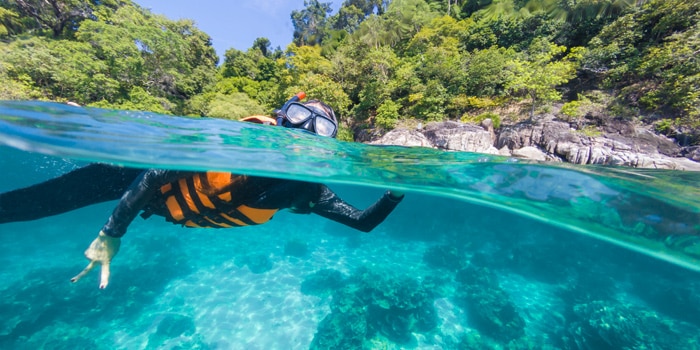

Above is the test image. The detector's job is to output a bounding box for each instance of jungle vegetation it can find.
[0,0,698,143]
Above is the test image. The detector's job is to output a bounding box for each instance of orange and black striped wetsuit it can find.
[0,164,403,237]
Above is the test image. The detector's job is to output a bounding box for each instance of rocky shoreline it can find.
[365,115,700,171]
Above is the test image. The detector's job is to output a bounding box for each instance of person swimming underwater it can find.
[0,94,405,288]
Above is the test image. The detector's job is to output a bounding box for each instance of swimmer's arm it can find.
[101,169,195,238]
[73,169,196,288]
[310,186,404,232]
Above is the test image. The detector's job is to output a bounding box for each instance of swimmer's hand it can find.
[71,231,121,289]
[388,190,404,200]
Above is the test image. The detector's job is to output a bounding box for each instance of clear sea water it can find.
[0,101,699,349]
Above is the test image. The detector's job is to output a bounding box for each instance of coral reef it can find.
[422,244,466,271]
[310,302,367,350]
[300,269,346,297]
[456,265,526,342]
[309,266,438,347]
[563,300,688,349]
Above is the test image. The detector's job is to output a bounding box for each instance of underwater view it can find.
[1,101,700,349]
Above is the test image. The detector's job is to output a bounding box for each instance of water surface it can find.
[1,101,699,349]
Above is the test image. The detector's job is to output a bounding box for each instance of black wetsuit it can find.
[0,164,403,237]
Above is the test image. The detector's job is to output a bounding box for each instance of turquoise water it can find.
[0,101,699,349]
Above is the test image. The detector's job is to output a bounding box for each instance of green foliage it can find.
[561,100,583,119]
[466,96,498,109]
[0,7,19,37]
[463,46,517,97]
[375,99,401,129]
[204,92,266,120]
[654,118,676,136]
[1,0,697,141]
[577,125,602,138]
[408,79,449,121]
[285,44,333,77]
[291,0,333,46]
[583,0,700,124]
[461,112,501,129]
[0,2,217,115]
[284,73,352,118]
[3,0,103,37]
[335,125,355,142]
[505,39,582,117]
[222,48,258,79]
[91,86,171,114]
[353,0,437,50]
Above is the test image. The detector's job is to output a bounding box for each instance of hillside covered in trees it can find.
[0,0,698,143]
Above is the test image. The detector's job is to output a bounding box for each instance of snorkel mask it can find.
[275,92,339,138]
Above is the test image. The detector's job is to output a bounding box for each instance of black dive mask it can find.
[280,102,338,138]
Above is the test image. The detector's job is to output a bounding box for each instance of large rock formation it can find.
[369,115,700,171]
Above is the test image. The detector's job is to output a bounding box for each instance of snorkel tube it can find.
[275,91,306,126]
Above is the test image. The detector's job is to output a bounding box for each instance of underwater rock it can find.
[310,266,439,348]
[283,239,309,258]
[421,274,454,299]
[563,299,692,350]
[350,268,431,311]
[330,284,368,314]
[368,304,415,345]
[351,268,437,342]
[458,331,495,350]
[311,300,368,350]
[300,269,346,297]
[456,266,526,342]
[423,244,466,271]
[311,286,370,347]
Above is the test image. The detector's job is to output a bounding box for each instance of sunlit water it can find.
[1,101,699,349]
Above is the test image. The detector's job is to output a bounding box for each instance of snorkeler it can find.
[0,96,405,289]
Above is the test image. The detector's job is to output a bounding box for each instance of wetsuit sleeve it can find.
[309,186,403,233]
[101,169,194,238]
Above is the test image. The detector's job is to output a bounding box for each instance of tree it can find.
[331,4,365,33]
[5,0,99,37]
[222,48,259,79]
[505,39,582,117]
[463,46,517,97]
[0,6,19,36]
[252,37,272,57]
[355,14,384,49]
[291,0,333,46]
[285,44,333,77]
[205,92,266,120]
[375,99,400,129]
[344,0,387,17]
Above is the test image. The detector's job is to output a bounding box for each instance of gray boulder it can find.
[497,115,700,170]
[368,116,700,171]
[371,121,499,155]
